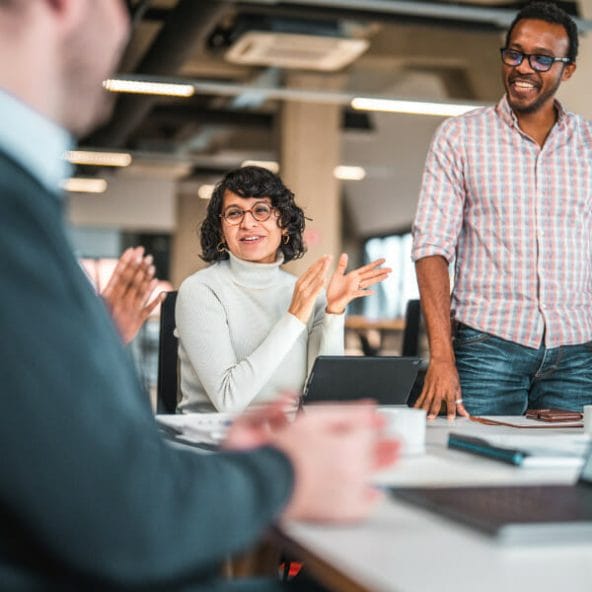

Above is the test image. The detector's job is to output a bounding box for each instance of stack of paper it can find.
[156,413,234,447]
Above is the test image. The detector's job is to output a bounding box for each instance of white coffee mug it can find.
[379,406,427,456]
[583,405,592,436]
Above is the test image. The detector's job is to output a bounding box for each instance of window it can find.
[361,232,419,319]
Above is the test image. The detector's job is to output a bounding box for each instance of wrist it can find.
[325,305,344,315]
[430,354,456,365]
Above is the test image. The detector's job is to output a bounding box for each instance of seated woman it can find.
[176,166,390,413]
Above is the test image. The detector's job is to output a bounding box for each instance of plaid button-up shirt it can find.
[412,96,592,349]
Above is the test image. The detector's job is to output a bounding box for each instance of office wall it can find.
[67,175,176,232]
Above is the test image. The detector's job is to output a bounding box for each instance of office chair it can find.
[156,291,179,414]
[401,299,425,406]
[401,299,421,357]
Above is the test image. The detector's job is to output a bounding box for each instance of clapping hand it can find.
[101,246,165,343]
[326,253,391,314]
[288,255,332,323]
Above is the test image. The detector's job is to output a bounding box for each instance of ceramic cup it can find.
[379,406,427,456]
[583,405,592,436]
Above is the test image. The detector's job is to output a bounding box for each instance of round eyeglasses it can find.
[220,203,275,225]
[500,48,571,72]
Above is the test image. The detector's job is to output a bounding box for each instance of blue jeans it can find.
[453,324,592,415]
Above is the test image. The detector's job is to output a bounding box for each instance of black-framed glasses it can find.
[500,48,571,72]
[220,203,276,225]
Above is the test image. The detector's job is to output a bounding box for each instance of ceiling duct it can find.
[225,32,368,71]
[209,14,369,71]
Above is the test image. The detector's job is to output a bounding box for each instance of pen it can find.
[448,433,527,466]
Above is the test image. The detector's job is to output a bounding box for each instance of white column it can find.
[279,74,343,276]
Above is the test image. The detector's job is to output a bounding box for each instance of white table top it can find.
[276,416,592,592]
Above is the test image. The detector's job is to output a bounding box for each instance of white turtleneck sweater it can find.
[176,252,345,413]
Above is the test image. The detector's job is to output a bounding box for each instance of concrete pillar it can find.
[279,74,343,276]
[170,187,208,288]
[557,3,592,118]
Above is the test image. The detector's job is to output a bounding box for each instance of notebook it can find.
[390,440,592,544]
[302,355,421,405]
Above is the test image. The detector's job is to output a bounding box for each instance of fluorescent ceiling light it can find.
[198,184,215,200]
[241,160,280,174]
[103,79,195,97]
[62,177,107,194]
[65,150,132,167]
[351,97,482,117]
[334,165,366,181]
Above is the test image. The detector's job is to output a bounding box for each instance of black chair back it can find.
[157,291,179,414]
[401,299,421,357]
[401,299,426,406]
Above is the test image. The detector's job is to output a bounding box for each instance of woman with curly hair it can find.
[176,166,390,412]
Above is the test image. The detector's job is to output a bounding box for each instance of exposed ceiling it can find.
[79,0,585,236]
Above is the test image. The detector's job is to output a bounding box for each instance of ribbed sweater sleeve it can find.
[307,296,345,373]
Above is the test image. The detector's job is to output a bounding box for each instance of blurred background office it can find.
[64,0,592,395]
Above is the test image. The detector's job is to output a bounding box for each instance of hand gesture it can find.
[101,246,165,343]
[288,255,332,323]
[414,359,469,420]
[272,402,399,522]
[325,254,391,314]
[223,394,296,450]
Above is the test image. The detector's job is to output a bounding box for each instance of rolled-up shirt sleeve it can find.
[412,118,466,264]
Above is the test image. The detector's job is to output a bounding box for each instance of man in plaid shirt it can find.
[412,1,592,419]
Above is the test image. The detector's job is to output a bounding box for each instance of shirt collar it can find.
[226,250,285,288]
[496,94,569,132]
[0,88,73,196]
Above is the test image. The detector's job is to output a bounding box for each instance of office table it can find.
[273,417,592,592]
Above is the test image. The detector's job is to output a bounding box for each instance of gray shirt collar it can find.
[0,88,73,196]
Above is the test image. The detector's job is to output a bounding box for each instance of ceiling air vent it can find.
[225,31,369,72]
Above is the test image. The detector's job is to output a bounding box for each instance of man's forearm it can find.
[415,256,454,362]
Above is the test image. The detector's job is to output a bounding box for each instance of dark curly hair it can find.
[505,1,579,63]
[200,166,306,263]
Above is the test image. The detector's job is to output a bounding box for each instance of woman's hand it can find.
[288,255,332,323]
[326,254,391,315]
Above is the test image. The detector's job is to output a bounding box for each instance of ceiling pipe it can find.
[239,0,592,31]
[88,0,232,148]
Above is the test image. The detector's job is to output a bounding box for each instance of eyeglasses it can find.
[220,203,276,225]
[500,48,571,72]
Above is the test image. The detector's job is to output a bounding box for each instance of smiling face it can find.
[503,18,575,116]
[220,191,284,264]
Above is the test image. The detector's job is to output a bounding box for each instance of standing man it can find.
[0,1,396,590]
[412,1,592,419]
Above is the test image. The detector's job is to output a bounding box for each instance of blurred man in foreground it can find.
[0,2,397,590]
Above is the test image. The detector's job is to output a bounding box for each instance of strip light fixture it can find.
[62,177,108,194]
[241,160,280,174]
[198,184,215,200]
[103,79,195,97]
[334,165,366,181]
[351,97,482,117]
[65,150,132,167]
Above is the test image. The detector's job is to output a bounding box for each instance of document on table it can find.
[156,413,234,447]
[448,432,591,468]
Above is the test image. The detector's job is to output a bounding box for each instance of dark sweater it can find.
[0,152,294,591]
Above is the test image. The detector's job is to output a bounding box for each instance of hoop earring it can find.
[217,241,227,253]
[282,234,290,245]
